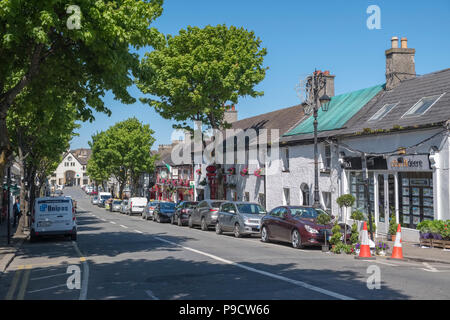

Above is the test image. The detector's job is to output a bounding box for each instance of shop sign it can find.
[387,154,431,171]
[206,165,216,173]
[342,156,387,170]
[189,181,195,188]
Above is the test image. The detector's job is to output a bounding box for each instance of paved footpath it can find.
[1,187,450,300]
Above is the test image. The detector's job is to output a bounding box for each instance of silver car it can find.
[91,196,99,205]
[120,200,130,214]
[216,202,267,238]
[189,200,226,230]
[111,199,123,212]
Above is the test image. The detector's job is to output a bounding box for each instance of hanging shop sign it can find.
[206,165,217,173]
[342,156,387,170]
[387,154,431,171]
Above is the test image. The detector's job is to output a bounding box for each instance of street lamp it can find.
[306,70,330,209]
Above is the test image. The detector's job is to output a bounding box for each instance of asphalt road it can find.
[1,187,450,300]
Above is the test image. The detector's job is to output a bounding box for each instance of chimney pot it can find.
[391,36,399,48]
[401,37,408,48]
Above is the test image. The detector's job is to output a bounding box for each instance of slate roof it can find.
[338,68,450,136]
[282,84,384,141]
[63,148,92,165]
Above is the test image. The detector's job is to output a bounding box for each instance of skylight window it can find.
[368,102,399,121]
[402,93,445,117]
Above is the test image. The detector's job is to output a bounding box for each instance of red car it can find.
[260,206,347,249]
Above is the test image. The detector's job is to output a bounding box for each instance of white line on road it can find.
[72,241,89,300]
[110,221,117,225]
[120,225,128,229]
[145,289,159,300]
[134,230,143,234]
[421,262,439,272]
[101,219,107,222]
[153,236,354,300]
[31,273,68,281]
[363,260,398,267]
[27,284,68,294]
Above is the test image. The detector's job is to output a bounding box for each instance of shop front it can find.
[342,154,434,241]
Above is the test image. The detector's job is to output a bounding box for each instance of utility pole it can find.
[362,153,374,241]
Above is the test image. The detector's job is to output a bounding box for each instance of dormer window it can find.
[368,102,399,121]
[402,93,445,117]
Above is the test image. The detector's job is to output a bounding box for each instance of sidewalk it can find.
[0,219,27,274]
[384,239,450,264]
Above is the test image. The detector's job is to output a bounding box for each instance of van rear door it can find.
[35,198,73,232]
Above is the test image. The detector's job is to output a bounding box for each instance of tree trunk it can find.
[119,182,125,200]
[0,109,12,185]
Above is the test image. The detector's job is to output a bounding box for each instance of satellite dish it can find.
[295,74,314,115]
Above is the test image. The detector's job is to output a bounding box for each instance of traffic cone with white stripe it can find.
[355,221,375,260]
[388,224,404,260]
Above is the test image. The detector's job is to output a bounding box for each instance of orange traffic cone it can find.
[355,221,375,260]
[388,224,404,260]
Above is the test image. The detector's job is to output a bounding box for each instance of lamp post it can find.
[305,70,331,209]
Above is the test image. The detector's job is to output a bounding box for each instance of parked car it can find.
[260,206,338,249]
[91,196,99,205]
[216,202,267,238]
[98,192,112,208]
[142,201,161,220]
[153,202,176,223]
[126,197,148,215]
[120,200,130,214]
[30,196,77,242]
[189,200,226,230]
[111,199,122,212]
[171,201,198,226]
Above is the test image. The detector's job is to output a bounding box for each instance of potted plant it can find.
[336,194,355,243]
[354,243,361,255]
[417,220,433,246]
[196,168,202,175]
[240,167,249,177]
[317,213,331,226]
[330,222,342,250]
[375,241,389,256]
[350,223,359,244]
[389,214,397,241]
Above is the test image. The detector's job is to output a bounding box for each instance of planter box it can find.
[432,239,450,249]
[420,238,433,247]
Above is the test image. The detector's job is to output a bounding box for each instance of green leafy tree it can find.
[137,24,267,199]
[0,0,164,178]
[89,118,157,198]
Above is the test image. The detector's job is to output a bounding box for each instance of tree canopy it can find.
[0,0,164,175]
[88,117,157,197]
[137,24,268,131]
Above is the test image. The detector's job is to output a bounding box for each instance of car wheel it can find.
[178,217,182,226]
[156,214,160,223]
[261,226,270,243]
[71,233,77,241]
[188,216,193,228]
[291,229,303,249]
[215,222,222,235]
[201,218,208,231]
[142,212,146,219]
[234,223,242,238]
[30,235,36,243]
[171,216,175,225]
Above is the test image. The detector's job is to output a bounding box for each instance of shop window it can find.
[282,148,289,171]
[378,175,385,222]
[323,143,331,171]
[399,172,433,229]
[244,192,250,202]
[350,172,374,215]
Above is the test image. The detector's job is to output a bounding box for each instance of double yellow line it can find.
[5,265,32,300]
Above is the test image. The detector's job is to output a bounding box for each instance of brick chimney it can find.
[224,105,238,124]
[385,36,416,91]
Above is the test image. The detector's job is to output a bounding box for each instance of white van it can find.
[31,197,77,241]
[127,197,148,215]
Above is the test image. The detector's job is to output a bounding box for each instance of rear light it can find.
[209,209,218,212]
[72,207,76,221]
[181,209,186,213]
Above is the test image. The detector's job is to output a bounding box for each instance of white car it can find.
[127,197,148,215]
[31,197,77,242]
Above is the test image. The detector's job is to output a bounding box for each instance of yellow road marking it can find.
[5,266,24,300]
[80,257,86,262]
[17,266,32,300]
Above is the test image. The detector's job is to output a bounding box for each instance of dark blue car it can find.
[153,202,176,223]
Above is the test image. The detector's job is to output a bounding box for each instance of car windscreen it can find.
[236,204,266,214]
[113,200,122,205]
[290,207,324,219]
[211,202,224,208]
[101,195,111,200]
[160,203,175,210]
[186,202,198,208]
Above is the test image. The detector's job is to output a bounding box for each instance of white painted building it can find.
[49,149,91,187]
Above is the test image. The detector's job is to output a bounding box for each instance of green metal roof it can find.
[283,84,385,137]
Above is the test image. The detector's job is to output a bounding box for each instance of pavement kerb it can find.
[402,256,450,265]
[0,236,26,274]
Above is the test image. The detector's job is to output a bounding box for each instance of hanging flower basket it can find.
[196,169,202,175]
[227,167,236,175]
[240,168,249,177]
[254,168,264,177]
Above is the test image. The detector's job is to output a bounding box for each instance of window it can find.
[244,192,250,202]
[283,188,290,206]
[258,193,265,208]
[323,143,331,170]
[322,192,332,213]
[282,148,289,171]
[402,94,445,117]
[368,103,399,121]
[301,183,310,206]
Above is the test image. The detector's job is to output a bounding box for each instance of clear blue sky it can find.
[70,0,450,150]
